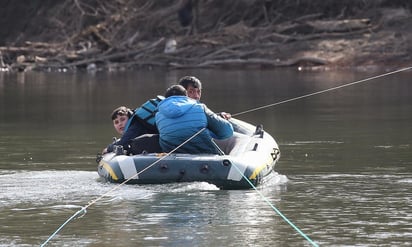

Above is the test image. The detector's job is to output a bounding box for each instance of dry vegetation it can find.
[0,0,411,71]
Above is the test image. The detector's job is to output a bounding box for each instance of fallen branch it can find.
[168,56,328,68]
[49,37,165,67]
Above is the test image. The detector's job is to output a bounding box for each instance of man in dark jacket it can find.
[156,85,233,154]
[102,97,163,155]
[178,75,231,119]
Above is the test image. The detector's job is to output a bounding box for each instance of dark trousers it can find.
[128,134,162,154]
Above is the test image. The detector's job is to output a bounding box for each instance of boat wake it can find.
[0,170,153,207]
[259,171,288,190]
[0,169,288,208]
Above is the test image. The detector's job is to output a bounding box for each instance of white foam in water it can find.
[272,172,288,184]
[397,178,412,184]
[0,170,154,207]
[164,182,220,192]
[0,170,288,208]
[260,172,288,188]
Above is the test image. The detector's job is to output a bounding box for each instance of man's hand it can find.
[219,112,232,120]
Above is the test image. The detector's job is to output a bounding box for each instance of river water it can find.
[0,68,411,246]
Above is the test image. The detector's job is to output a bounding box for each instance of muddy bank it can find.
[0,1,411,72]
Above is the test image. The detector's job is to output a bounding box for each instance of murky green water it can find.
[0,68,411,246]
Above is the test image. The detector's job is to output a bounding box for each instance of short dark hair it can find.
[178,76,202,89]
[165,84,187,98]
[111,106,133,120]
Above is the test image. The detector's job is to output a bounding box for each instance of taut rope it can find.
[232,66,412,117]
[42,66,412,246]
[41,128,206,247]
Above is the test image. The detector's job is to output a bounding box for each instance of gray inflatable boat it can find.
[97,118,280,189]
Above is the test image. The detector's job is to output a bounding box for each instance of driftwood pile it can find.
[0,1,382,71]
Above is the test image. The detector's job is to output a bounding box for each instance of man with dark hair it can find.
[155,84,233,154]
[165,84,188,97]
[102,96,164,155]
[178,75,231,119]
[178,75,202,101]
[110,106,134,135]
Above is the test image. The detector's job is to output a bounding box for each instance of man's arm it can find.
[204,105,234,140]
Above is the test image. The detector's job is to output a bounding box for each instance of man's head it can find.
[111,106,133,135]
[165,84,187,98]
[178,76,202,101]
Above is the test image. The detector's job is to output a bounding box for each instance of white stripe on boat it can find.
[116,156,138,179]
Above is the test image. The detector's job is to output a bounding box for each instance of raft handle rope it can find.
[41,127,206,247]
[42,66,411,246]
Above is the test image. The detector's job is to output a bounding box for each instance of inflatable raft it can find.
[97,118,280,189]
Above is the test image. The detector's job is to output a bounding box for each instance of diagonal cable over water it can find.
[41,128,206,247]
[228,66,412,246]
[232,66,412,117]
[41,66,411,246]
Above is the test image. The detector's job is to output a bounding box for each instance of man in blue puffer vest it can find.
[156,85,233,154]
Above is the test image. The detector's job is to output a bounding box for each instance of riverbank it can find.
[0,1,411,72]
